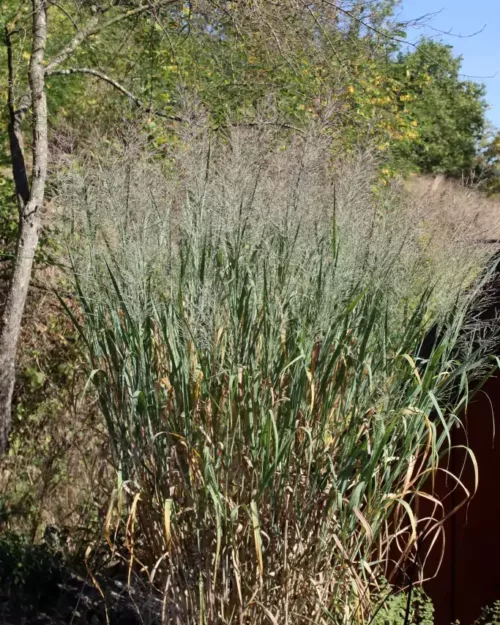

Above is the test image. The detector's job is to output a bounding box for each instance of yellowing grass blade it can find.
[306,368,315,414]
[251,500,264,584]
[126,492,141,587]
[353,507,373,544]
[401,353,422,385]
[164,498,173,551]
[105,489,117,553]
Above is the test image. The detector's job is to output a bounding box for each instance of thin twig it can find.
[46,67,183,120]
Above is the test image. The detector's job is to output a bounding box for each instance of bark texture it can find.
[0,0,48,453]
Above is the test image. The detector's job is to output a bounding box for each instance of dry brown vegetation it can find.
[406,174,500,242]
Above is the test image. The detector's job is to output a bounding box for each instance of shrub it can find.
[373,584,434,625]
[59,121,497,624]
[0,532,65,610]
[474,601,500,625]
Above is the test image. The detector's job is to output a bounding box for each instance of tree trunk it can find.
[6,25,30,208]
[0,0,48,454]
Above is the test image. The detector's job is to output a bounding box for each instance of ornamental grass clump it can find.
[59,121,497,624]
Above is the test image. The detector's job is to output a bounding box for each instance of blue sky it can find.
[398,1,500,129]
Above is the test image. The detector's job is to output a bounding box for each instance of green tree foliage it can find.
[1,2,490,180]
[474,127,500,194]
[40,0,407,132]
[391,39,488,175]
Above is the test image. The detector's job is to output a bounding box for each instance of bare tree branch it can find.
[320,0,495,80]
[47,67,183,120]
[14,3,156,118]
[44,5,152,74]
[47,67,308,133]
[48,1,80,30]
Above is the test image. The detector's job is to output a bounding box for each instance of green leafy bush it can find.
[474,601,500,625]
[373,585,434,625]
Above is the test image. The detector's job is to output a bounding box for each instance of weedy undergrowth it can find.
[58,121,498,624]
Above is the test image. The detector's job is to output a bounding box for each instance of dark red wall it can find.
[425,374,500,625]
